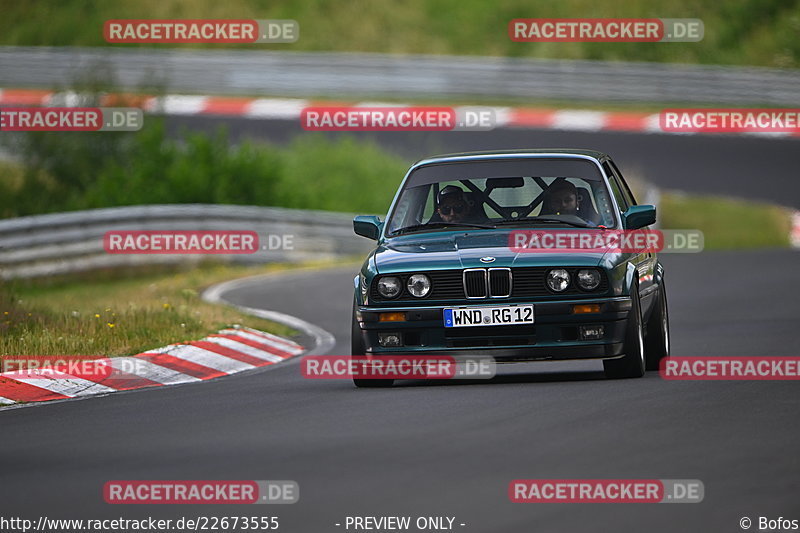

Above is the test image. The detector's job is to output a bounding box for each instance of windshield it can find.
[385,158,618,235]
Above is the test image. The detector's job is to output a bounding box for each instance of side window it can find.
[421,186,436,221]
[389,185,430,231]
[590,182,617,227]
[602,162,628,214]
[609,160,637,206]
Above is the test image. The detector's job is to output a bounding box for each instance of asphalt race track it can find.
[1,250,798,532]
[1,124,799,532]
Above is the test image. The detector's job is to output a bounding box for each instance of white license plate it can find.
[443,305,534,328]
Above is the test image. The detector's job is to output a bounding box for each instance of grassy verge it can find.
[0,259,353,361]
[1,0,798,68]
[660,192,792,249]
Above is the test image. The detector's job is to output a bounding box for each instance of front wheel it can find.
[604,285,646,379]
[351,303,393,388]
[644,279,670,371]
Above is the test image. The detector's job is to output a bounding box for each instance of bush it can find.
[0,120,409,216]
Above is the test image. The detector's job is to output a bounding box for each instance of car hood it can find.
[374,230,612,273]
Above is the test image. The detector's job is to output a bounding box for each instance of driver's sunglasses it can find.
[439,203,466,215]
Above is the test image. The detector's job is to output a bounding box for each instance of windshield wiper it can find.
[391,221,496,235]
[493,217,594,228]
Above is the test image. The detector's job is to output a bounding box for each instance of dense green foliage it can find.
[0,121,408,217]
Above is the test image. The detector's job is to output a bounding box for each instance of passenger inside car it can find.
[541,180,580,217]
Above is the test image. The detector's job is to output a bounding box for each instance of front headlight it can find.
[377,276,402,298]
[407,274,431,298]
[576,269,601,290]
[546,269,570,292]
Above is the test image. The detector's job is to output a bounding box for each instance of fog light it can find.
[573,304,601,314]
[379,312,406,322]
[378,333,403,347]
[579,325,605,340]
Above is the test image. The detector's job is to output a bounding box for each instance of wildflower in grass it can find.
[94,313,100,318]
[181,289,198,299]
[107,323,115,328]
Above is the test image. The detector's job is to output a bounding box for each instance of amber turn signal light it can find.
[379,312,406,322]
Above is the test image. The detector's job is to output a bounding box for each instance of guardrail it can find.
[0,204,374,279]
[1,46,799,105]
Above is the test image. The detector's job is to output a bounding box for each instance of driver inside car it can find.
[433,185,474,224]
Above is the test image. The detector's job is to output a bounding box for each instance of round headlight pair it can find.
[376,274,431,298]
[546,268,601,292]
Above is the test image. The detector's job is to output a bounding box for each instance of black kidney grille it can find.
[464,270,487,298]
[489,268,511,297]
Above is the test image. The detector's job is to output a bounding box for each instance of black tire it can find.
[603,284,646,379]
[351,303,393,388]
[644,278,670,371]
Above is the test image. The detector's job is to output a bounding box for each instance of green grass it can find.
[660,191,791,249]
[0,260,356,360]
[0,0,798,68]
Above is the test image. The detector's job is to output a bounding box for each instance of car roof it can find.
[413,149,609,167]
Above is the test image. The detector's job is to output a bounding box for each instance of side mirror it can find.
[353,215,383,240]
[622,205,656,230]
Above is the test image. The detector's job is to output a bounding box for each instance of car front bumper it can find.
[356,296,631,362]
